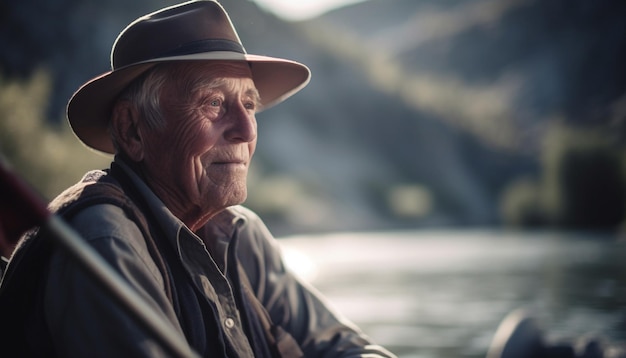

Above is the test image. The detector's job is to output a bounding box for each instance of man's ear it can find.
[111,100,144,162]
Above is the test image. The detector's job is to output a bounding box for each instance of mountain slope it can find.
[4,0,622,234]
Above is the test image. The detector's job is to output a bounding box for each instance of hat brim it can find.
[67,51,310,154]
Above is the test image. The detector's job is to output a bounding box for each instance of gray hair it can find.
[109,64,169,152]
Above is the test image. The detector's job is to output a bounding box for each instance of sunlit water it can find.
[278,229,626,358]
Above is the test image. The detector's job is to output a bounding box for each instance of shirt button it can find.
[224,318,235,328]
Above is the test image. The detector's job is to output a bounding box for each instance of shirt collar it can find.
[112,156,248,250]
[114,156,184,242]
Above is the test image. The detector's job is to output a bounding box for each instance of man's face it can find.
[141,62,259,222]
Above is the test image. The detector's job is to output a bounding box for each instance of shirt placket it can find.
[178,228,254,357]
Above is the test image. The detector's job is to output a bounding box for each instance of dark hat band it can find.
[160,39,245,58]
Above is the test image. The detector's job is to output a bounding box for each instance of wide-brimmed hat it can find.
[67,0,311,154]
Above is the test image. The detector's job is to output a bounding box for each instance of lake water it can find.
[278,229,626,358]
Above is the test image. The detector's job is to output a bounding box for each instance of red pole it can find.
[0,156,50,255]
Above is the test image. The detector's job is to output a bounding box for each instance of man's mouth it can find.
[212,160,247,169]
[213,160,245,165]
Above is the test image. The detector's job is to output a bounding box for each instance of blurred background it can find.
[1,0,625,357]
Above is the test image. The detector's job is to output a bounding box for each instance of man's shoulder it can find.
[48,169,135,220]
[68,204,138,241]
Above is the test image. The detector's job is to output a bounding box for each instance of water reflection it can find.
[278,230,626,358]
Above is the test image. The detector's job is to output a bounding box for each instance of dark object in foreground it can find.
[487,308,626,358]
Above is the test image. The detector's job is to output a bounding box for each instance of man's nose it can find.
[224,103,257,143]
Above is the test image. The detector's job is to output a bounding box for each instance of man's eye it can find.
[210,99,221,107]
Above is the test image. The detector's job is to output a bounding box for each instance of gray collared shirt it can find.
[43,158,396,357]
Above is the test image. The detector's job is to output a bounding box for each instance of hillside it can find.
[1,0,624,235]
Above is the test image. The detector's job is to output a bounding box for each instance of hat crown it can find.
[111,0,245,69]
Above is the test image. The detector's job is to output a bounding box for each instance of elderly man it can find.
[0,1,395,357]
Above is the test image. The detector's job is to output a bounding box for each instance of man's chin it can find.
[218,186,248,209]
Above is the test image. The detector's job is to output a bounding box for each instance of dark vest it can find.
[0,165,302,357]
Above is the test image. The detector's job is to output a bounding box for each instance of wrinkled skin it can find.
[113,62,259,231]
